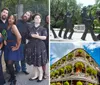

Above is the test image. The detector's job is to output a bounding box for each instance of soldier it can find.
[58,11,74,39]
[50,26,58,38]
[81,7,97,41]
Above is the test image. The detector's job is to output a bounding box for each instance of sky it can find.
[77,0,95,6]
[50,42,100,66]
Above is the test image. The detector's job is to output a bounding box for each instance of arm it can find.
[0,43,3,49]
[0,33,4,48]
[12,25,22,50]
[31,28,47,40]
[36,34,46,40]
[31,33,46,40]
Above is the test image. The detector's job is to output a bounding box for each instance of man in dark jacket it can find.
[0,7,9,85]
[15,11,32,75]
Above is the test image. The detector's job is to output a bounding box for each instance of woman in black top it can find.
[25,13,47,82]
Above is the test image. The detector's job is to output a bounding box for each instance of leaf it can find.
[1,29,7,40]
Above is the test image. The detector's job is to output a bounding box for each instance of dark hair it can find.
[33,13,42,20]
[8,15,16,25]
[1,7,9,12]
[22,11,33,22]
[45,14,49,23]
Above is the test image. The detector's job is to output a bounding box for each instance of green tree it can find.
[1,0,48,19]
[51,0,82,27]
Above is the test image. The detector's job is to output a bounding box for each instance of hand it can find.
[0,43,3,49]
[31,32,39,38]
[11,44,18,51]
[31,34,36,37]
[36,32,39,38]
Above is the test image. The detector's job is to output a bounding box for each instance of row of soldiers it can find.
[51,7,100,41]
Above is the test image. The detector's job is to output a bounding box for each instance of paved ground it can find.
[50,29,100,42]
[2,56,49,85]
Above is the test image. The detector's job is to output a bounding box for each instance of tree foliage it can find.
[1,0,48,19]
[51,0,100,28]
[51,0,82,27]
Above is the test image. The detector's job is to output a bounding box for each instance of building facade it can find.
[50,48,99,85]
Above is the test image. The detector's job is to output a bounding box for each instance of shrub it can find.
[51,72,55,78]
[88,83,93,85]
[87,67,97,76]
[56,82,62,85]
[86,67,92,75]
[55,70,59,75]
[76,81,83,85]
[59,68,65,74]
[51,83,56,85]
[57,61,61,65]
[64,81,69,85]
[92,69,97,76]
[65,65,72,73]
[76,49,84,57]
[62,56,66,62]
[75,62,84,69]
[78,49,83,54]
[68,53,74,60]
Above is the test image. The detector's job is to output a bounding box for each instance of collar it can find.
[0,19,8,24]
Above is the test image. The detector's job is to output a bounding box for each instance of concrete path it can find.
[50,29,99,42]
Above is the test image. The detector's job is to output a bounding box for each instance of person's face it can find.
[8,15,15,25]
[1,9,8,20]
[23,12,31,21]
[34,15,41,24]
[46,15,49,24]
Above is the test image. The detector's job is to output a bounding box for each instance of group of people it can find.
[0,8,49,85]
[51,7,100,41]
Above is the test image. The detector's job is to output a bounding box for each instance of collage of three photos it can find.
[0,0,100,85]
[50,0,100,85]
